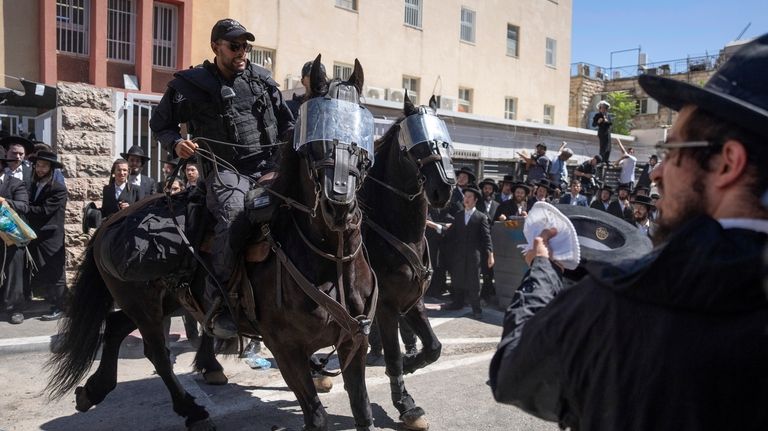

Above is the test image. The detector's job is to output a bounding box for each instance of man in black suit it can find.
[448,166,476,214]
[608,184,635,225]
[495,182,531,220]
[0,147,29,324]
[476,178,499,301]
[442,185,494,319]
[121,145,158,200]
[27,151,68,320]
[1,136,34,189]
[590,185,613,212]
[101,158,139,219]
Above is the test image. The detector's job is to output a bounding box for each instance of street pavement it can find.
[0,298,557,431]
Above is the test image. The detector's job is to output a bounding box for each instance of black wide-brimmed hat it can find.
[631,195,656,209]
[534,178,555,191]
[512,182,531,195]
[455,166,476,183]
[462,184,482,200]
[555,204,652,265]
[0,135,35,156]
[599,184,614,194]
[82,202,102,233]
[639,33,768,140]
[120,145,150,161]
[634,185,651,195]
[160,157,180,166]
[29,150,64,169]
[478,178,499,192]
[500,174,516,184]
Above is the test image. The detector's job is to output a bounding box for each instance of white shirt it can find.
[484,200,493,213]
[6,165,23,181]
[464,207,476,225]
[619,154,637,184]
[500,193,512,202]
[718,218,768,235]
[114,182,126,200]
[129,174,142,187]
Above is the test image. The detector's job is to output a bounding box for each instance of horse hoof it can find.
[187,417,216,431]
[401,407,428,431]
[74,386,93,412]
[203,370,228,385]
[313,375,333,393]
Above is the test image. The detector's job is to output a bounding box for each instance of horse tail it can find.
[45,242,114,399]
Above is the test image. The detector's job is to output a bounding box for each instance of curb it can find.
[0,335,53,355]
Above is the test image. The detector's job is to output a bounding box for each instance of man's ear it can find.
[210,41,218,55]
[713,139,749,188]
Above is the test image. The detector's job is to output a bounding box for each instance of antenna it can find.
[736,22,751,40]
[431,75,442,97]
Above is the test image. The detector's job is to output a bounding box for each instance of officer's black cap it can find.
[210,19,255,42]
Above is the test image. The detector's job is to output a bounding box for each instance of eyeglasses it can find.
[221,41,252,53]
[654,140,713,162]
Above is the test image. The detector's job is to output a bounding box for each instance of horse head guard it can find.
[398,93,456,207]
[293,55,374,231]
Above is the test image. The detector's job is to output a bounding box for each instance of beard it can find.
[651,175,707,246]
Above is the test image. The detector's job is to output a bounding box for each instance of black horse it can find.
[46,56,379,431]
[358,93,456,430]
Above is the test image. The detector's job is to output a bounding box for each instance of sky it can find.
[571,0,768,69]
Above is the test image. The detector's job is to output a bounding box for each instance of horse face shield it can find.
[398,111,456,186]
[294,97,374,206]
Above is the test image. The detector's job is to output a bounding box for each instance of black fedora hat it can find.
[631,195,656,209]
[455,166,476,184]
[160,157,180,166]
[0,135,35,156]
[599,184,614,194]
[120,144,150,161]
[512,182,531,195]
[478,178,499,192]
[500,174,516,184]
[639,33,768,140]
[82,202,102,233]
[555,204,652,265]
[462,184,482,201]
[29,150,64,169]
[534,178,555,191]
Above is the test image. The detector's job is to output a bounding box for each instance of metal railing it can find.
[571,54,719,81]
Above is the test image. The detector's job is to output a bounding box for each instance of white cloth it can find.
[129,174,141,187]
[619,155,637,184]
[464,208,475,225]
[520,202,581,270]
[718,218,768,234]
[6,165,23,181]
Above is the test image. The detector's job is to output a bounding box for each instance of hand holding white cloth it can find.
[519,202,580,270]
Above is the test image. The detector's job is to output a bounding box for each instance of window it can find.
[458,87,473,113]
[404,0,422,28]
[402,76,420,102]
[504,97,518,120]
[249,47,275,71]
[545,37,557,67]
[460,7,475,43]
[543,104,555,124]
[635,98,659,115]
[56,0,90,55]
[335,0,357,11]
[506,24,519,57]
[107,0,136,63]
[333,62,353,80]
[153,2,177,69]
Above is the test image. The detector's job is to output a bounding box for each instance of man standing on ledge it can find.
[490,34,768,430]
[150,19,294,339]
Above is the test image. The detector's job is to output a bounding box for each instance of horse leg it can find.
[337,339,373,431]
[270,345,327,430]
[193,332,228,385]
[75,310,136,412]
[402,299,442,374]
[377,307,428,430]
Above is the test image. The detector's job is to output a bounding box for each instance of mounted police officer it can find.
[150,18,294,339]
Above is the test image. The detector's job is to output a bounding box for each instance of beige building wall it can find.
[0,0,40,90]
[190,0,572,125]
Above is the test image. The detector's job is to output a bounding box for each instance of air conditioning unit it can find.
[387,88,406,103]
[365,86,385,100]
[437,95,458,111]
[285,74,301,90]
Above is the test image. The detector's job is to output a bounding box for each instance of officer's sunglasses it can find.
[654,140,714,162]
[221,41,252,53]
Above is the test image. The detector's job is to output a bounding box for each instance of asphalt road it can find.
[0,301,557,431]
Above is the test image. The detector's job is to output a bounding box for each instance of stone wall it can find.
[56,83,114,283]
[568,75,605,128]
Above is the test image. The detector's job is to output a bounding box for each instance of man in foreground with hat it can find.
[150,18,294,338]
[121,144,158,200]
[442,184,494,319]
[27,150,68,321]
[0,146,29,324]
[631,194,656,238]
[489,34,768,429]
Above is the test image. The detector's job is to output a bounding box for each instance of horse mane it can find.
[374,115,405,154]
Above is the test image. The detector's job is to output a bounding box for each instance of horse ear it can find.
[347,59,365,93]
[404,91,417,115]
[309,54,327,97]
[429,95,438,111]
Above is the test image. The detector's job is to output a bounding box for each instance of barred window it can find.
[107,0,136,63]
[249,47,275,71]
[56,0,90,56]
[335,0,357,11]
[458,87,473,113]
[333,63,353,80]
[546,37,557,67]
[153,2,177,69]
[460,7,475,43]
[404,0,422,28]
[506,24,519,57]
[543,104,555,124]
[505,97,517,120]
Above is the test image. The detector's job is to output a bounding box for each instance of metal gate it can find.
[114,92,165,181]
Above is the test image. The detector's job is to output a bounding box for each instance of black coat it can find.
[590,199,611,212]
[0,175,28,215]
[27,179,67,288]
[476,199,499,221]
[608,200,635,225]
[444,209,492,292]
[101,182,139,219]
[489,216,768,430]
[132,174,158,200]
[0,175,29,308]
[494,199,527,221]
